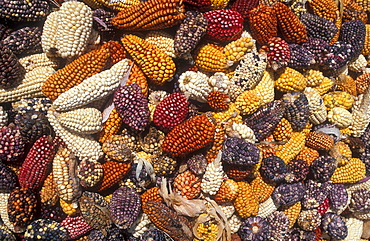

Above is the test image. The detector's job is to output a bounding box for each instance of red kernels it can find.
[207,92,230,111]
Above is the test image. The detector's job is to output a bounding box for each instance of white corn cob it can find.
[254,70,275,105]
[0,192,14,232]
[231,51,267,91]
[41,11,59,57]
[52,146,82,203]
[349,54,367,73]
[48,110,104,162]
[56,107,102,135]
[258,196,279,218]
[343,216,363,241]
[201,151,225,195]
[178,71,211,103]
[304,87,327,125]
[131,213,151,238]
[208,72,243,102]
[228,214,242,234]
[350,89,370,137]
[52,1,93,59]
[0,106,7,128]
[19,53,60,72]
[52,59,131,112]
[219,203,235,219]
[225,122,256,143]
[327,107,353,128]
[145,31,175,58]
[0,66,55,103]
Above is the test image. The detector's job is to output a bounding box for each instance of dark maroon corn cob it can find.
[230,0,259,19]
[7,187,37,233]
[222,137,260,167]
[243,100,285,142]
[0,45,24,89]
[60,215,93,240]
[0,123,25,162]
[153,92,189,132]
[300,13,338,43]
[302,180,329,209]
[203,9,244,43]
[321,212,348,240]
[288,44,315,69]
[182,0,211,12]
[286,159,309,183]
[302,37,330,66]
[0,161,17,192]
[113,83,150,131]
[39,203,66,222]
[0,23,12,41]
[272,182,305,206]
[262,36,290,71]
[261,156,287,183]
[19,135,56,191]
[2,26,42,55]
[109,186,141,230]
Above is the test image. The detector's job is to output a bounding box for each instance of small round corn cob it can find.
[178,71,211,103]
[297,209,321,231]
[223,37,253,63]
[275,67,307,93]
[207,92,230,112]
[286,159,309,183]
[355,73,370,95]
[272,182,305,207]
[302,180,329,209]
[0,162,17,192]
[321,212,348,240]
[102,135,133,162]
[239,216,270,240]
[122,34,176,85]
[0,124,25,163]
[261,156,287,183]
[282,92,309,131]
[310,155,337,182]
[174,170,201,199]
[323,91,354,110]
[187,153,208,176]
[77,160,103,188]
[327,107,353,128]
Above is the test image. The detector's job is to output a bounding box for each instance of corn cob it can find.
[0,45,25,89]
[224,122,256,143]
[194,214,219,241]
[323,91,354,110]
[304,87,327,125]
[349,92,370,137]
[98,108,123,143]
[258,197,279,218]
[174,170,201,199]
[274,2,307,44]
[234,181,259,218]
[174,11,207,58]
[40,173,58,206]
[0,124,25,163]
[19,136,56,191]
[60,215,93,240]
[126,63,148,96]
[340,20,366,59]
[7,187,37,233]
[342,217,363,241]
[362,24,370,55]
[52,146,81,204]
[348,55,367,73]
[0,0,49,21]
[306,132,334,151]
[355,73,370,95]
[131,213,151,238]
[0,193,14,233]
[207,92,230,112]
[208,72,240,101]
[95,159,132,192]
[56,108,102,135]
[282,92,309,131]
[281,201,302,228]
[145,31,175,58]
[300,13,338,43]
[343,0,368,23]
[223,37,253,63]
[276,132,306,164]
[3,26,42,56]
[41,1,93,59]
[327,107,353,128]
[331,158,366,183]
[254,71,275,106]
[24,219,68,240]
[0,223,16,240]
[142,201,193,241]
[0,162,17,192]
[112,0,185,31]
[235,90,261,115]
[248,4,278,46]
[214,179,238,204]
[297,209,321,231]
[0,106,7,128]
[273,118,293,142]
[52,59,130,112]
[42,47,110,100]
[162,115,215,157]
[201,152,225,195]
[312,74,334,95]
[205,122,226,163]
[239,216,271,240]
[212,103,242,124]
[61,198,79,216]
[178,71,211,103]
[231,51,267,91]
[122,34,175,85]
[251,173,275,203]
[335,75,357,98]
[275,67,307,93]
[182,0,211,11]
[19,53,59,73]
[203,9,244,42]
[195,43,230,72]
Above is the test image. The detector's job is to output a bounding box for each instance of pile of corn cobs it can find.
[1,0,370,240]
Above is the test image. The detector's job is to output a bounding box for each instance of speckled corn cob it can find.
[178,71,211,103]
[174,170,201,199]
[0,0,49,21]
[276,132,306,164]
[331,158,366,183]
[48,110,104,162]
[224,122,256,143]
[52,146,81,204]
[274,2,307,44]
[52,59,130,112]
[56,108,102,135]
[3,26,42,56]
[282,92,309,131]
[7,187,37,233]
[122,34,175,85]
[231,51,267,91]
[234,181,259,218]
[0,124,25,163]
[41,1,92,59]
[19,136,56,191]
[142,201,193,241]
[275,67,307,93]
[0,224,16,241]
[95,159,132,192]
[112,0,185,30]
[201,152,225,195]
[42,47,110,100]
[195,43,230,72]
[248,4,278,46]
[355,73,370,95]
[24,219,68,241]
[214,179,238,203]
[340,20,366,59]
[162,115,215,156]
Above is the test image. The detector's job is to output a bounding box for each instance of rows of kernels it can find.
[223,37,253,63]
[126,63,149,96]
[276,132,306,164]
[331,158,366,183]
[98,108,122,143]
[234,181,259,218]
[57,108,102,135]
[275,67,307,93]
[273,118,293,142]
[178,71,211,103]
[145,31,175,58]
[195,43,230,72]
[201,153,225,195]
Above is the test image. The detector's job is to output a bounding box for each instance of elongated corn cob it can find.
[98,108,123,143]
[201,152,225,195]
[195,43,230,72]
[234,181,259,218]
[95,159,132,192]
[19,53,59,73]
[248,4,278,46]
[331,158,366,183]
[56,108,102,135]
[276,132,306,164]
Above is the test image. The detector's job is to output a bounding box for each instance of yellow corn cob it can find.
[282,201,302,229]
[234,181,259,218]
[210,0,230,9]
[251,173,275,203]
[331,158,366,183]
[257,197,279,218]
[56,108,103,135]
[60,199,79,216]
[336,74,357,96]
[312,75,334,95]
[145,31,175,58]
[327,107,353,128]
[40,173,58,206]
[323,91,355,110]
[206,124,226,164]
[276,132,306,164]
[212,103,242,124]
[122,34,176,85]
[97,0,140,11]
[235,90,261,115]
[275,67,307,92]
[348,54,367,73]
[98,108,123,143]
[273,118,293,142]
[194,214,219,241]
[223,37,253,63]
[333,142,352,166]
[195,43,230,72]
[304,69,324,87]
[362,24,370,55]
[19,53,60,73]
[254,71,275,106]
[126,63,149,96]
[0,66,55,103]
